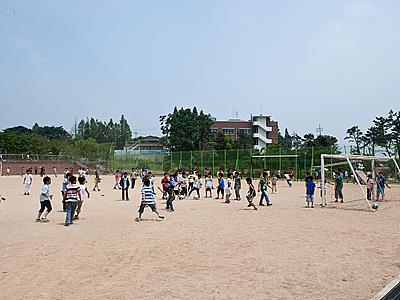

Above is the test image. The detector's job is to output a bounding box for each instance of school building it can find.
[210,115,279,150]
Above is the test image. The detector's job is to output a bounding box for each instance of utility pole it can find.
[316,125,323,136]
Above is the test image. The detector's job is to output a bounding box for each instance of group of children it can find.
[36,170,90,226]
[147,168,280,212]
[25,164,395,225]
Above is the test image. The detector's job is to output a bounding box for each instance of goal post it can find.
[320,154,400,211]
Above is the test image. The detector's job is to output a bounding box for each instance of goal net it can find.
[320,154,400,212]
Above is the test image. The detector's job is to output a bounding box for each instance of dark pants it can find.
[122,188,129,200]
[39,200,52,213]
[61,191,66,211]
[259,190,270,205]
[235,187,241,199]
[131,178,136,189]
[367,188,372,200]
[217,187,224,197]
[188,182,194,193]
[166,195,175,211]
[335,188,343,200]
[189,187,200,198]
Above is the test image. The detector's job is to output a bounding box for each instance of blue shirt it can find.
[376,176,385,190]
[218,177,225,188]
[306,181,316,195]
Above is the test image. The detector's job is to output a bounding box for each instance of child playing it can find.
[75,177,90,220]
[376,172,390,201]
[205,174,213,198]
[161,173,170,199]
[119,172,130,201]
[270,173,278,194]
[258,171,272,206]
[136,178,164,221]
[113,170,121,189]
[93,169,101,192]
[64,176,81,226]
[166,175,176,211]
[179,174,188,199]
[234,171,241,200]
[36,176,53,222]
[225,173,233,203]
[189,174,202,199]
[215,173,225,200]
[334,171,344,203]
[188,171,195,193]
[284,172,292,187]
[130,168,137,189]
[366,174,374,201]
[61,172,71,211]
[245,178,257,210]
[23,169,33,195]
[305,176,316,208]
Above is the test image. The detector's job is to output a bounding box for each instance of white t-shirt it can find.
[284,174,291,180]
[23,174,33,184]
[206,177,213,188]
[40,185,50,202]
[195,179,203,189]
[79,184,87,201]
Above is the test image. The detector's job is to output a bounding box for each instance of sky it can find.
[1,0,399,143]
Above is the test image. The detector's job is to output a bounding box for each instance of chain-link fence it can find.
[111,146,367,179]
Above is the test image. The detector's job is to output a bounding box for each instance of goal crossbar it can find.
[252,155,299,158]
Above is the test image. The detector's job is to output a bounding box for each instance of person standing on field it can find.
[23,169,33,195]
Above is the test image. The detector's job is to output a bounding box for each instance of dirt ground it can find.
[0,174,399,300]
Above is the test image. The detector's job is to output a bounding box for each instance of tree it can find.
[344,126,363,154]
[234,132,253,149]
[32,123,71,140]
[366,116,392,156]
[160,107,214,151]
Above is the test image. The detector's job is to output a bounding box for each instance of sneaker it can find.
[259,203,265,206]
[1,197,6,201]
[35,218,41,222]
[340,200,344,203]
[267,203,272,206]
[64,223,69,226]
[334,200,338,203]
[159,215,165,219]
[73,215,79,220]
[42,218,50,223]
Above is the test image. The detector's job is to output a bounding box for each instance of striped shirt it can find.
[65,184,80,202]
[141,186,155,204]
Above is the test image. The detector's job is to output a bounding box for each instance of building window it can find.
[210,128,218,133]
[222,128,235,135]
[238,128,251,135]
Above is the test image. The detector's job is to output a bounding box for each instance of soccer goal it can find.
[320,154,400,211]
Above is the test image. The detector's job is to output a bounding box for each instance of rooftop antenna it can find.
[316,124,323,136]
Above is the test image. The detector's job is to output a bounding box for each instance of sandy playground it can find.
[0,174,399,300]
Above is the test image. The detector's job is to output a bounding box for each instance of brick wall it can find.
[268,121,279,144]
[0,160,88,176]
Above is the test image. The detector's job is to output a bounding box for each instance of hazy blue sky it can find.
[1,0,399,142]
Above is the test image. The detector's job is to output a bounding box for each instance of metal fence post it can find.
[224,149,227,171]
